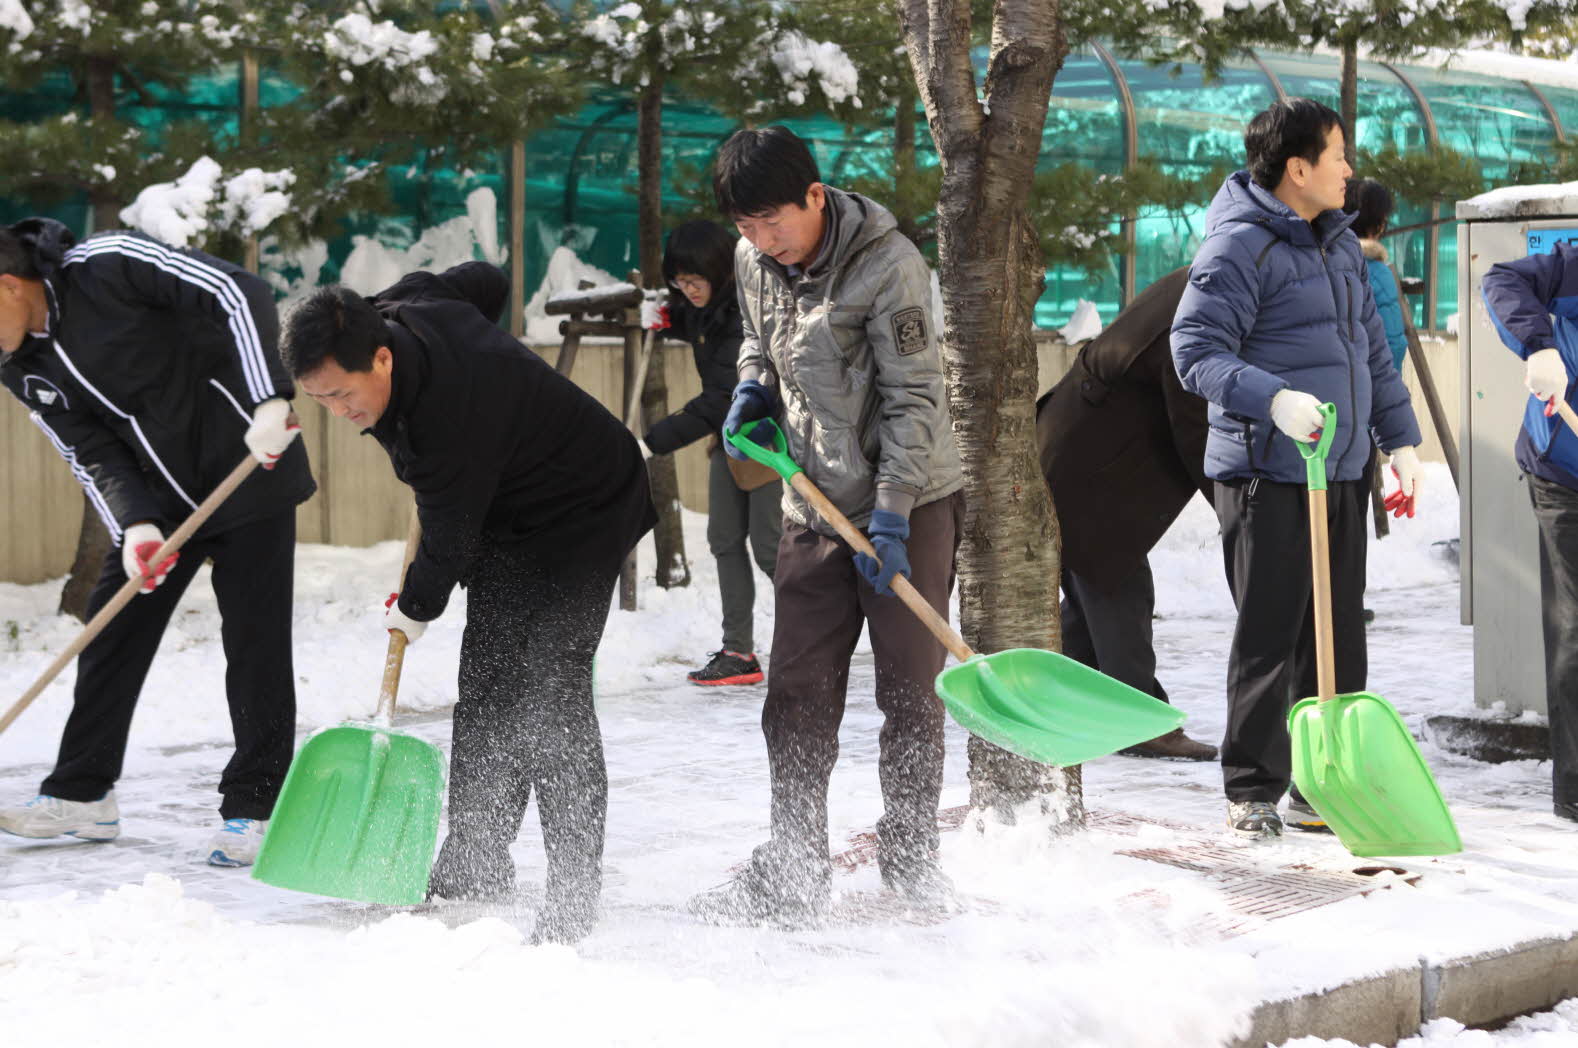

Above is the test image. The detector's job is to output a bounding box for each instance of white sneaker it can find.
[207,818,268,867]
[0,792,120,841]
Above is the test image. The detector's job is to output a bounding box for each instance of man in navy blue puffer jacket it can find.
[1482,241,1578,823]
[1171,98,1424,839]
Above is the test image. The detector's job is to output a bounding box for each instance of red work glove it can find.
[1381,446,1422,519]
[122,522,179,593]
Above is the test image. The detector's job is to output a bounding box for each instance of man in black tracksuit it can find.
[281,262,655,945]
[0,219,313,867]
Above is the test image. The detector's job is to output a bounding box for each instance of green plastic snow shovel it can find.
[1287,403,1461,857]
[727,419,1184,767]
[253,515,445,904]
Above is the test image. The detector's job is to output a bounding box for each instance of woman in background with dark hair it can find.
[642,220,781,686]
[1346,177,1408,374]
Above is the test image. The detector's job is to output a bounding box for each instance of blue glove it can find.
[853,509,911,596]
[722,379,779,462]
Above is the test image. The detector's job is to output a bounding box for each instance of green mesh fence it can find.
[3,44,1568,332]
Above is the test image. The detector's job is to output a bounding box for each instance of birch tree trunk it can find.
[897,0,1080,826]
[636,60,691,589]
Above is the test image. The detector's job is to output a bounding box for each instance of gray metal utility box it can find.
[1458,189,1578,717]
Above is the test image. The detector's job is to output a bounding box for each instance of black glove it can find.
[852,510,911,596]
[722,379,779,462]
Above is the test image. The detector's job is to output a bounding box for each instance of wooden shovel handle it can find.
[375,511,423,724]
[0,454,262,738]
[786,472,974,662]
[624,326,656,432]
[1555,398,1578,441]
[1308,487,1337,705]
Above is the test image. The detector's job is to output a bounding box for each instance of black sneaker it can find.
[1227,800,1282,839]
[687,650,764,686]
[1285,796,1333,834]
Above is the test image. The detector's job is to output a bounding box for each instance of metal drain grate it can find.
[823,805,1416,938]
[1092,809,1417,938]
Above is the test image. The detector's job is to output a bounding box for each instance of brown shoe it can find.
[1119,727,1218,762]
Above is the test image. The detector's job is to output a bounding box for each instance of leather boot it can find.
[1120,727,1218,762]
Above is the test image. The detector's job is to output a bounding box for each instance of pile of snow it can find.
[1277,998,1578,1047]
[0,0,34,39]
[1457,181,1578,221]
[768,31,862,109]
[119,157,296,249]
[1408,47,1578,94]
[0,867,1258,1048]
[217,168,296,237]
[338,187,502,295]
[524,248,622,344]
[119,158,226,248]
[1057,299,1104,343]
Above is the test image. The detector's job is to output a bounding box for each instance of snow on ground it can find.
[1281,999,1578,1047]
[3,463,1577,1047]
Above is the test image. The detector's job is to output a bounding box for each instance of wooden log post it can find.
[1394,268,1460,490]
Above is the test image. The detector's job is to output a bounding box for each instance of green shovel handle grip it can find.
[725,418,804,482]
[1296,402,1339,492]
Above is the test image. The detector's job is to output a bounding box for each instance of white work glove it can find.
[122,522,178,593]
[383,592,427,645]
[1526,348,1568,412]
[1384,445,1423,519]
[244,397,301,470]
[637,438,654,460]
[1269,389,1326,443]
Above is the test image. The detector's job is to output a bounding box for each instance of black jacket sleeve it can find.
[643,310,743,455]
[104,234,291,408]
[29,404,164,539]
[434,262,510,327]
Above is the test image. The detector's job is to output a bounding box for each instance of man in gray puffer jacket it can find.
[1171,99,1424,840]
[689,126,964,926]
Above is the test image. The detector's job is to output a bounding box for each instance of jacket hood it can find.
[815,186,897,274]
[1360,237,1389,262]
[1204,170,1356,249]
[757,185,898,285]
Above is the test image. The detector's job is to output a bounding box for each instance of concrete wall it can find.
[0,334,1462,584]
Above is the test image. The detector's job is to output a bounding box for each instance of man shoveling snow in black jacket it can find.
[280,262,655,944]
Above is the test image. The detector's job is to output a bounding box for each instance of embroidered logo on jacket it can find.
[22,375,67,410]
[892,308,927,355]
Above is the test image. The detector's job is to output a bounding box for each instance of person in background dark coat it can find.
[281,262,655,945]
[1036,267,1217,762]
[641,221,781,686]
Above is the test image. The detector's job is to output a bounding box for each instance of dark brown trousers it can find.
[761,491,963,880]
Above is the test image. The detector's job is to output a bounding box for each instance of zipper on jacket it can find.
[1319,244,1360,472]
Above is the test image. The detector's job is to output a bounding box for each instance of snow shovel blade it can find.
[1289,693,1461,857]
[936,649,1185,767]
[252,723,445,905]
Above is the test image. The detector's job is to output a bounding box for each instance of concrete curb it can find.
[1235,934,1578,1047]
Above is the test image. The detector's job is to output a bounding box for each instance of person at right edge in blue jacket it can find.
[1481,240,1578,824]
[1171,98,1425,840]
